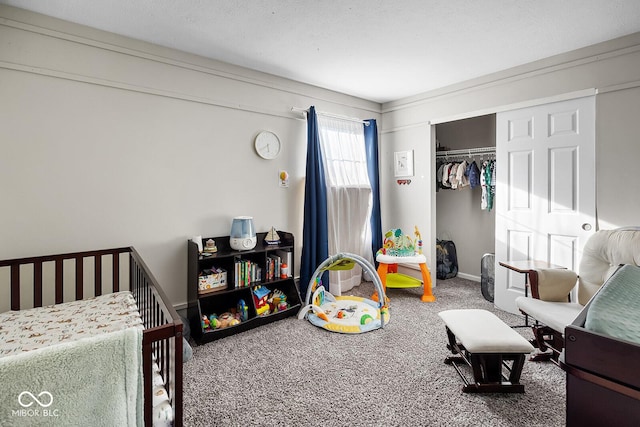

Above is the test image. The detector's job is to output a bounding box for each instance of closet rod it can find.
[436,146,496,157]
[291,106,370,126]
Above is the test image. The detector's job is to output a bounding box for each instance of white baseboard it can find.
[456,272,481,282]
[174,302,188,312]
[396,263,480,284]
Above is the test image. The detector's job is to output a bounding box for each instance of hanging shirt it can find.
[436,161,445,191]
[484,160,495,211]
[449,163,460,189]
[491,160,496,207]
[480,161,488,210]
[442,163,453,188]
[467,161,481,189]
[456,160,469,188]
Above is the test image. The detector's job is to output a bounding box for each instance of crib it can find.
[0,247,183,426]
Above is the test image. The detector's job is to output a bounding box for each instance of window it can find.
[317,117,371,188]
[316,114,373,293]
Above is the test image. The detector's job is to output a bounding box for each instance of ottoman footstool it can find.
[438,309,534,393]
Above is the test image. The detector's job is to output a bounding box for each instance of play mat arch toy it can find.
[297,253,389,334]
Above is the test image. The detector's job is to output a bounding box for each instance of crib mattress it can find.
[0,291,142,358]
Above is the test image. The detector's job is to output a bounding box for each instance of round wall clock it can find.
[254,131,281,160]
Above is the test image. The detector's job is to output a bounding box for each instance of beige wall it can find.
[381,32,640,276]
[3,5,640,306]
[0,6,380,308]
[595,85,640,229]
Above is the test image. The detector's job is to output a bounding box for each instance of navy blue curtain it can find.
[364,119,382,260]
[299,106,329,299]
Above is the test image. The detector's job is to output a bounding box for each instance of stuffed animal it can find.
[218,312,240,328]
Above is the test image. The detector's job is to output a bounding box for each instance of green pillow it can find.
[584,264,640,345]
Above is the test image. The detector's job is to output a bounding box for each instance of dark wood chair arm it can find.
[528,270,541,299]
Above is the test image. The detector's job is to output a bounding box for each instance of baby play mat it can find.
[297,253,389,334]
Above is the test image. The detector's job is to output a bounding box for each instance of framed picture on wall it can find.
[394,150,414,177]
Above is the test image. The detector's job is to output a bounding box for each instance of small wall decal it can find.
[279,170,289,188]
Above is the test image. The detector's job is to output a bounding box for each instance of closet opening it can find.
[434,114,496,283]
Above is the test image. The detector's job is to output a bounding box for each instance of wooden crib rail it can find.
[129,248,183,427]
[1,246,131,310]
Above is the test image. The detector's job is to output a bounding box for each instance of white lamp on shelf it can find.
[230,216,257,251]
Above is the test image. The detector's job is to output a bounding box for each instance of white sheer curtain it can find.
[317,115,374,295]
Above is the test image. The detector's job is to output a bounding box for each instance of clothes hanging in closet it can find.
[467,160,481,189]
[436,159,480,191]
[436,158,496,211]
[480,160,496,211]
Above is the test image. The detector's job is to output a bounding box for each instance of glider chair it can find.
[515,227,640,363]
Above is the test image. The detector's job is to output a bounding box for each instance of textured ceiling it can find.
[3,0,640,103]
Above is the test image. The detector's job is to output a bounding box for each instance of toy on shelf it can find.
[209,314,220,329]
[198,266,227,294]
[280,263,289,279]
[237,299,248,321]
[264,227,281,245]
[201,315,211,330]
[202,299,247,330]
[218,312,240,328]
[203,238,218,253]
[269,288,289,312]
[202,314,218,330]
[253,285,271,316]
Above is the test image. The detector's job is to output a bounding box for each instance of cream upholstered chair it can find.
[515,227,640,362]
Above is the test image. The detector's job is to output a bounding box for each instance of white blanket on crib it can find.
[0,291,142,358]
[0,327,143,426]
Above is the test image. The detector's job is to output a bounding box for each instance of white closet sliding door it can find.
[494,96,596,314]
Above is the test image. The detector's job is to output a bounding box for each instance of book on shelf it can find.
[234,259,262,288]
[267,254,281,280]
[265,257,272,281]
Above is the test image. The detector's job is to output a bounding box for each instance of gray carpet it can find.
[183,277,565,427]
